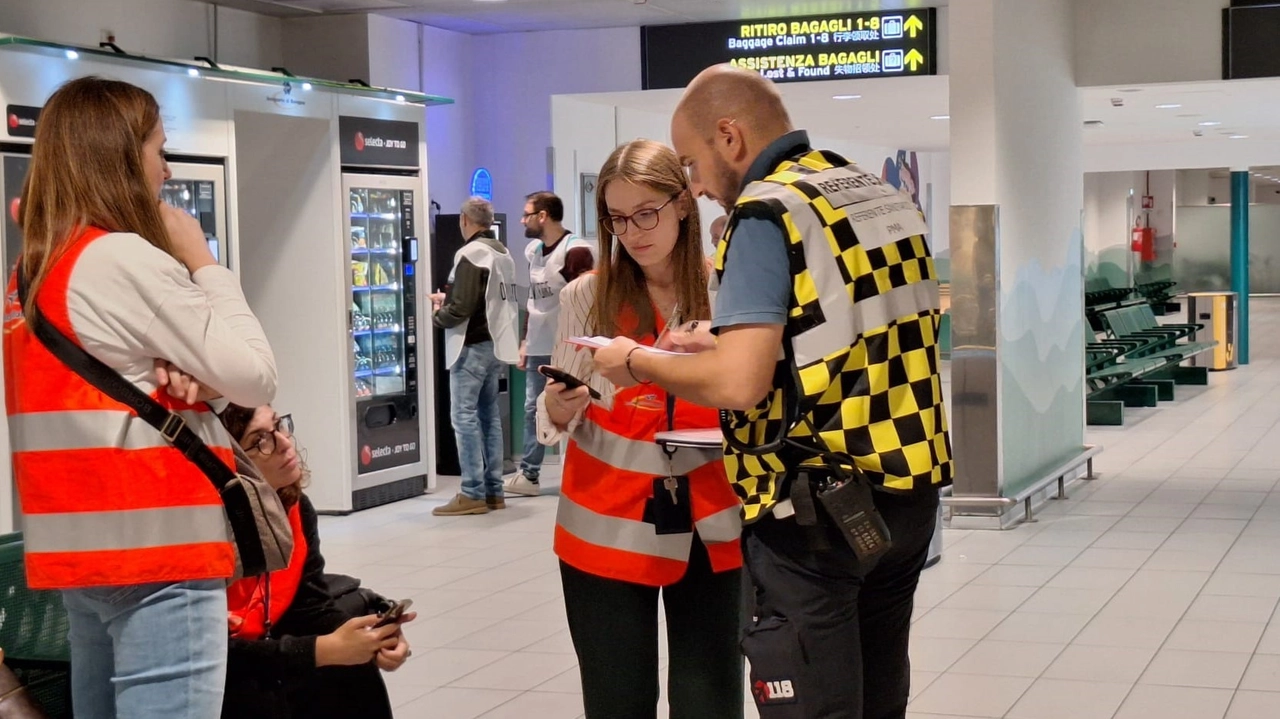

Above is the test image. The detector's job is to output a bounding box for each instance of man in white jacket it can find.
[431,197,519,515]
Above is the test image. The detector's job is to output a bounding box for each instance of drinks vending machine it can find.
[337,113,430,507]
[346,176,423,478]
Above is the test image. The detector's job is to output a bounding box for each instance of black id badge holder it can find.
[643,393,694,535]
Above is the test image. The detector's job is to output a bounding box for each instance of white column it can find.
[948,0,1087,516]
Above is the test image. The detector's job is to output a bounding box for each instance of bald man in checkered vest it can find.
[592,64,952,719]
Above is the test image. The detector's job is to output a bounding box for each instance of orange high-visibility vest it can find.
[3,227,235,589]
[555,309,742,587]
[227,501,307,640]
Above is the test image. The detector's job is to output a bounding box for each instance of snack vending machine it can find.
[345,174,424,494]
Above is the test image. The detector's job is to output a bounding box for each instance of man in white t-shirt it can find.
[506,191,596,496]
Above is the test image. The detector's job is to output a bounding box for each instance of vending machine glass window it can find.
[350,188,408,400]
[161,180,221,262]
[162,162,228,268]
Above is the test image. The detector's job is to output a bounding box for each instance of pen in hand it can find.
[655,302,680,350]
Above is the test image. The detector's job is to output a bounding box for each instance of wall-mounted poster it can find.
[580,173,599,238]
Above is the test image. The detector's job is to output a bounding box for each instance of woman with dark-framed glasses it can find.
[216,405,414,719]
[536,139,744,719]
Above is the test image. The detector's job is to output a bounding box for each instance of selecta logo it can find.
[361,445,394,465]
[6,105,41,138]
[352,132,407,151]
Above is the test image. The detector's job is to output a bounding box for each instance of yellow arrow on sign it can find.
[905,49,925,72]
[905,14,925,38]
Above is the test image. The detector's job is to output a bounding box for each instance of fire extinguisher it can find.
[1131,223,1155,262]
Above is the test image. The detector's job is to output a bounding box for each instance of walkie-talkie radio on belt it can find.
[719,375,893,563]
[812,464,892,562]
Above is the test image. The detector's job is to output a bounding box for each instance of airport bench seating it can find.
[1137,280,1181,315]
[1085,305,1216,425]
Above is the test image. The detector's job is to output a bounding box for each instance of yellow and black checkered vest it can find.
[715,149,953,523]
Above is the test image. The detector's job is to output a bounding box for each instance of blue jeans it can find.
[62,579,228,719]
[451,341,507,500]
[520,354,551,480]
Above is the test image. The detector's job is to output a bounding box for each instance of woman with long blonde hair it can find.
[3,76,276,719]
[537,140,744,719]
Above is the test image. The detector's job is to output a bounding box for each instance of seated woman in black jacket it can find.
[218,404,415,719]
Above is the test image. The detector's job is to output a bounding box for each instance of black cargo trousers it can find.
[741,488,940,719]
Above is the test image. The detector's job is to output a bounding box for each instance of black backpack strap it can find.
[16,264,265,571]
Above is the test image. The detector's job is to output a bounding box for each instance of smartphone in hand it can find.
[373,598,414,628]
[538,365,602,400]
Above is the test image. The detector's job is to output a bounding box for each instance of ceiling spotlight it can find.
[395,94,406,102]
[1155,103,1182,109]
[832,94,862,100]
[930,115,950,120]
[187,68,200,77]
[1199,121,1222,127]
[302,82,313,91]
[1230,134,1249,140]
[65,50,79,60]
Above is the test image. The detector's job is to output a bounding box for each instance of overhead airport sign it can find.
[1223,2,1280,80]
[641,9,937,90]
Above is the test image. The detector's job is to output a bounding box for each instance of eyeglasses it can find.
[243,414,294,456]
[521,211,541,222]
[603,194,680,236]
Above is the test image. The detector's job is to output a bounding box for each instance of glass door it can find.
[350,187,406,399]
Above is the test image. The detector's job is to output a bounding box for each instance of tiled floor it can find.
[317,299,1280,718]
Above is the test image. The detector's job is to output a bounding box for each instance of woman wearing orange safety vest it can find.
[537,139,743,719]
[3,77,277,719]
[218,404,411,719]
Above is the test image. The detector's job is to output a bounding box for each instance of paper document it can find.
[567,336,689,356]
[654,428,724,448]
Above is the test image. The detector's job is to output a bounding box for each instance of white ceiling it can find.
[579,75,952,150]
[573,75,1280,156]
[1081,78,1280,145]
[219,0,948,34]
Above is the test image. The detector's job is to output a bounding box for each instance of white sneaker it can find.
[504,472,541,497]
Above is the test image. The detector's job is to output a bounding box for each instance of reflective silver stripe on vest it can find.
[745,177,940,368]
[572,420,721,477]
[23,505,230,553]
[9,409,227,453]
[557,493,693,561]
[695,505,743,544]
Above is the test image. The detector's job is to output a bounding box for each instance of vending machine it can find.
[1,151,29,270]
[345,175,424,485]
[336,113,430,508]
